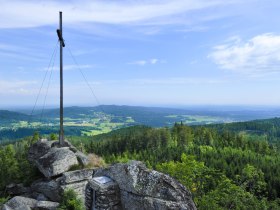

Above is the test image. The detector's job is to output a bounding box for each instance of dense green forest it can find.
[85,120,280,209]
[2,118,280,209]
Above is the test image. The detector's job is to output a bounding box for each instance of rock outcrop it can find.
[28,139,83,178]
[95,161,196,210]
[4,196,59,210]
[35,147,78,178]
[2,140,197,210]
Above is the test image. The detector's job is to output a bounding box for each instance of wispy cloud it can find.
[43,64,93,71]
[0,80,37,95]
[0,0,237,29]
[208,33,280,76]
[90,77,226,85]
[129,77,225,85]
[127,58,162,66]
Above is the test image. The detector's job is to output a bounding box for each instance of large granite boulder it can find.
[35,200,60,210]
[30,169,94,204]
[3,196,59,210]
[28,140,89,178]
[75,151,90,166]
[95,161,197,210]
[31,179,61,202]
[5,196,36,209]
[60,168,94,184]
[32,147,79,178]
[28,139,52,162]
[60,169,94,204]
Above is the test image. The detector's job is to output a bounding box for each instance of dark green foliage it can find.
[204,117,280,147]
[85,123,280,209]
[57,189,85,210]
[199,178,267,210]
[0,196,9,207]
[68,164,84,171]
[2,116,280,209]
[0,137,41,197]
[49,133,58,140]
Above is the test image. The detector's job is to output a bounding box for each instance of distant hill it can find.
[0,110,30,122]
[23,105,280,124]
[1,105,280,142]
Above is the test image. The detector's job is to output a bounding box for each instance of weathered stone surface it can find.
[36,201,60,210]
[3,196,59,210]
[31,179,61,202]
[25,140,196,210]
[121,191,192,210]
[6,183,30,196]
[1,204,13,210]
[35,147,79,178]
[60,180,89,204]
[88,176,122,210]
[30,169,94,205]
[76,151,90,166]
[31,192,49,201]
[28,139,53,162]
[5,196,36,210]
[95,161,196,210]
[61,169,94,184]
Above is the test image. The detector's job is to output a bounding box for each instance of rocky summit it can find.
[2,139,197,210]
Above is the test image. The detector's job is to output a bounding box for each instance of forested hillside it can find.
[205,117,280,145]
[85,122,280,209]
[1,118,280,209]
[2,105,280,142]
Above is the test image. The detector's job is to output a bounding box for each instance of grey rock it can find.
[3,197,59,210]
[31,179,61,202]
[88,177,122,210]
[60,180,89,204]
[95,161,196,210]
[35,147,79,178]
[32,193,49,201]
[76,151,90,166]
[36,201,60,210]
[51,140,78,152]
[61,169,94,184]
[28,139,53,162]
[122,194,193,210]
[31,169,94,204]
[6,183,30,196]
[5,196,36,210]
[1,204,13,210]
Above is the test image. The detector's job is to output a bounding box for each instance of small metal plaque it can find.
[93,176,112,184]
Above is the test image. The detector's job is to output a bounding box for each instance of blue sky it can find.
[1,0,280,107]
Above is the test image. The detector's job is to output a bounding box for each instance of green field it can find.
[2,105,280,142]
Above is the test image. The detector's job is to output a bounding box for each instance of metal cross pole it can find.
[57,11,65,145]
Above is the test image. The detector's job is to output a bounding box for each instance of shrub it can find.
[86,153,106,168]
[57,189,85,210]
[0,196,9,209]
[68,164,83,171]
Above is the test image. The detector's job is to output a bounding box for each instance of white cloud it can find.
[150,59,158,64]
[0,0,235,29]
[127,60,147,66]
[129,77,225,85]
[128,58,161,66]
[92,77,225,85]
[209,33,280,75]
[0,80,37,95]
[43,64,93,71]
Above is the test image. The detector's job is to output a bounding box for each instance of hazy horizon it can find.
[1,1,280,106]
[2,103,280,112]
